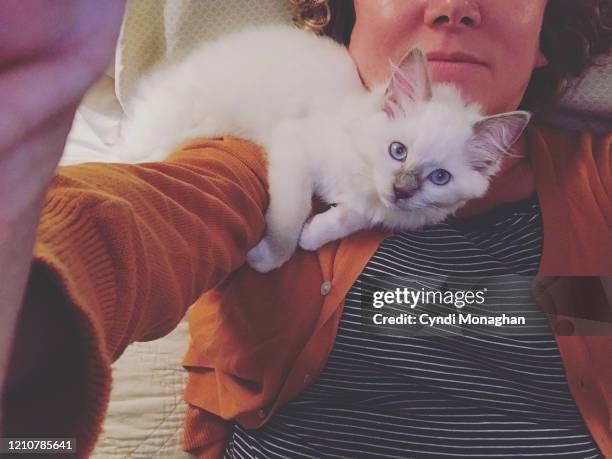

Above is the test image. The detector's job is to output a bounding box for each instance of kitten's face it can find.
[347,48,531,219]
[351,90,493,214]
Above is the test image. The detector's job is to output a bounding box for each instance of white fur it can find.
[117,24,530,272]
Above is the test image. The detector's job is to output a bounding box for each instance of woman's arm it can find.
[2,138,268,456]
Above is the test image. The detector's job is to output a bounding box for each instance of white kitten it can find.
[117,24,530,273]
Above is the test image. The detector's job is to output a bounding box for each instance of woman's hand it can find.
[0,0,125,414]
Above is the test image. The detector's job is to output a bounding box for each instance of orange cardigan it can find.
[181,124,612,457]
[3,123,610,458]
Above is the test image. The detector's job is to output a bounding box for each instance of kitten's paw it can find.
[247,237,292,273]
[299,221,328,251]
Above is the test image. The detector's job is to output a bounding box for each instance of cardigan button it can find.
[320,281,332,295]
[257,408,267,419]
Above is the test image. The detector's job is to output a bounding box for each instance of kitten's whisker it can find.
[419,202,444,211]
[408,201,442,210]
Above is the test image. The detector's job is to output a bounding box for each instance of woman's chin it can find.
[428,64,492,108]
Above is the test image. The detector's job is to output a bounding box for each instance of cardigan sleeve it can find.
[1,137,268,458]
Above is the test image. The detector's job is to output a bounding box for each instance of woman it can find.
[1,0,610,458]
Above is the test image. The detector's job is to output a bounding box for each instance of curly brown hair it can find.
[290,0,612,111]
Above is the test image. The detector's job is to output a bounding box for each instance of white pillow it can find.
[114,0,293,115]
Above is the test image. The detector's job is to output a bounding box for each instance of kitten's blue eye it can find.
[388,142,408,161]
[428,169,452,185]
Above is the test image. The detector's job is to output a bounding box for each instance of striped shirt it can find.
[224,195,602,458]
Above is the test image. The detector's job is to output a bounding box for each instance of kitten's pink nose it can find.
[393,172,420,200]
[393,184,417,200]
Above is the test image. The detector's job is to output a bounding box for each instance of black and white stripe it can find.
[224,195,602,458]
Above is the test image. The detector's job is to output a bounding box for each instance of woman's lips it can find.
[427,60,488,81]
[425,51,488,81]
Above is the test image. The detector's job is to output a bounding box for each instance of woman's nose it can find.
[424,0,482,29]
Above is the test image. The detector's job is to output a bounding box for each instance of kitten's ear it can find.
[383,47,433,119]
[467,111,531,175]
